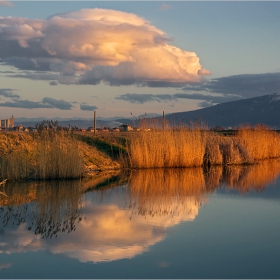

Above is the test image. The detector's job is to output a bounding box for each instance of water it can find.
[1,161,280,278]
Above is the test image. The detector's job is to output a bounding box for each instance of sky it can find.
[0,1,280,120]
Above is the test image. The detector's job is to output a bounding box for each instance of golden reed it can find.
[0,131,84,181]
[127,123,280,168]
[128,129,207,168]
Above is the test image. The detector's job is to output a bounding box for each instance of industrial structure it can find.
[0,115,15,128]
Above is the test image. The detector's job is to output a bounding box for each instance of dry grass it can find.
[1,124,280,180]
[236,125,280,160]
[127,129,207,168]
[0,131,84,180]
[0,131,120,181]
[127,124,280,168]
[205,135,253,166]
[33,131,84,180]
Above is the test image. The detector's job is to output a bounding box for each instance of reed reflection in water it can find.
[0,159,280,264]
[0,180,83,239]
[126,159,280,220]
[127,168,206,225]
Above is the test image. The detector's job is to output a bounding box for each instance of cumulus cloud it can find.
[80,104,98,111]
[0,88,20,99]
[0,8,210,87]
[0,20,43,48]
[116,93,176,104]
[0,97,73,110]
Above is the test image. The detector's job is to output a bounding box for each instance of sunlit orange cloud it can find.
[0,8,210,86]
[0,199,199,263]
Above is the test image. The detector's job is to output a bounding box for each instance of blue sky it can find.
[0,1,280,119]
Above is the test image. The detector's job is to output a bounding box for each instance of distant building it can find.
[13,125,24,132]
[100,127,110,132]
[0,115,15,128]
[112,127,120,132]
[87,127,95,132]
[119,124,133,132]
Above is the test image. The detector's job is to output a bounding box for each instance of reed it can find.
[205,136,253,166]
[34,131,84,180]
[0,151,31,181]
[1,124,280,179]
[0,131,84,181]
[126,124,280,168]
[236,125,280,160]
[127,129,207,168]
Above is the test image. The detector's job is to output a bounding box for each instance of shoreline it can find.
[1,126,280,181]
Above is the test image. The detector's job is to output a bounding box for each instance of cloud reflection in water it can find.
[1,160,280,263]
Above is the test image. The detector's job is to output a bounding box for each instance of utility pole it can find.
[94,110,96,136]
[163,111,165,130]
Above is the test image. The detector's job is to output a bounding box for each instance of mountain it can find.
[164,92,280,129]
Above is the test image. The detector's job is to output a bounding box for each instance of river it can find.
[0,160,280,278]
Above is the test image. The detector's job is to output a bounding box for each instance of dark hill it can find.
[164,92,280,129]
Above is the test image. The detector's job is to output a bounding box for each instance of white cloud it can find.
[0,8,210,87]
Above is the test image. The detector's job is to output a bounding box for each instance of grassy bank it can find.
[0,130,122,181]
[1,124,280,181]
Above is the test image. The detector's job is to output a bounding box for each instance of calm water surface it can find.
[1,161,280,278]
